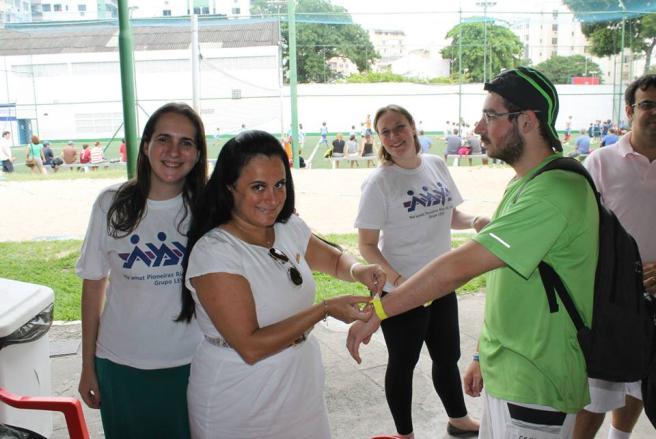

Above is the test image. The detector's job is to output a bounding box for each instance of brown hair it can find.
[106,102,208,238]
[31,135,40,144]
[373,104,420,165]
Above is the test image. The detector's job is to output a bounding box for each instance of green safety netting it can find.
[565,0,656,22]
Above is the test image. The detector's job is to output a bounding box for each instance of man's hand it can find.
[347,315,381,364]
[463,360,484,397]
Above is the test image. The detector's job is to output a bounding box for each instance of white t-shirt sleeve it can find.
[76,189,114,280]
[185,232,246,293]
[354,172,387,230]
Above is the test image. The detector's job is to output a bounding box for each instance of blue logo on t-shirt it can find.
[118,232,186,269]
[403,183,452,212]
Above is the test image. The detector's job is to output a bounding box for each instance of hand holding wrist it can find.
[349,262,362,281]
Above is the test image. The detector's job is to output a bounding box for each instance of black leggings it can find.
[380,291,467,435]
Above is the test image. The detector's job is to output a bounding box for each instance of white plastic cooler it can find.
[0,278,54,437]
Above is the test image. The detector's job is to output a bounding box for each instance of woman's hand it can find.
[472,216,491,232]
[326,295,372,324]
[78,363,101,409]
[352,263,386,295]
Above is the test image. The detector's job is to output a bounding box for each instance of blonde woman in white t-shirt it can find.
[76,103,208,439]
[180,130,385,438]
[353,104,488,439]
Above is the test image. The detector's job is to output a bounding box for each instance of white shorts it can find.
[480,393,576,439]
[584,379,642,413]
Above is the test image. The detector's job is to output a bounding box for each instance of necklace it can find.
[230,222,275,248]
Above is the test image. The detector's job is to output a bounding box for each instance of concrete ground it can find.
[2,166,654,437]
[48,293,654,438]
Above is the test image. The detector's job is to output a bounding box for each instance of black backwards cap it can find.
[484,66,562,152]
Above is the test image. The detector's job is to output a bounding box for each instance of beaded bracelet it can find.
[323,300,328,322]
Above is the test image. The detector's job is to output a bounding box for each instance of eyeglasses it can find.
[632,100,656,112]
[269,248,303,286]
[481,110,539,124]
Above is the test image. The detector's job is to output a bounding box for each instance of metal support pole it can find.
[191,14,201,114]
[118,0,139,178]
[617,8,626,125]
[278,6,285,139]
[458,8,463,134]
[29,55,39,135]
[288,0,300,168]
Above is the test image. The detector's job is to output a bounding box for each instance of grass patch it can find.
[1,240,83,321]
[1,234,485,321]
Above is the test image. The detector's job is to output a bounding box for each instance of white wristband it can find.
[349,262,361,281]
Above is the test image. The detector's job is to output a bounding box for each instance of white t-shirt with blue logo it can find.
[77,185,202,369]
[355,154,463,291]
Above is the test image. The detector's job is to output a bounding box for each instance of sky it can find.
[330,0,570,47]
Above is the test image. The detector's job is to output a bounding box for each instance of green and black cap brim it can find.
[484,66,562,152]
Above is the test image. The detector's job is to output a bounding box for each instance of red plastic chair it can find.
[0,387,90,439]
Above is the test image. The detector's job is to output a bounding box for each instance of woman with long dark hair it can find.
[76,102,208,438]
[180,130,384,438]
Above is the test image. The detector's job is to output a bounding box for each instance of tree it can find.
[441,22,524,82]
[535,55,603,84]
[564,1,656,73]
[251,0,378,83]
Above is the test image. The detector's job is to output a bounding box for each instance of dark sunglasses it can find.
[269,248,303,286]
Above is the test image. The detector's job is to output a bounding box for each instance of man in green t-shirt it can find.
[347,67,598,438]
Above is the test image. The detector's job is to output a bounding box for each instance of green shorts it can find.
[95,357,191,439]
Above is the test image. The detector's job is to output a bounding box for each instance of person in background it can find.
[76,102,208,439]
[0,131,14,173]
[444,128,462,161]
[331,133,346,168]
[355,104,484,439]
[574,74,656,439]
[26,135,47,175]
[90,141,104,171]
[79,143,91,171]
[62,141,78,167]
[570,128,591,158]
[564,115,573,144]
[465,130,485,166]
[360,133,376,168]
[348,67,598,439]
[181,130,384,438]
[418,130,432,154]
[600,128,619,147]
[319,121,328,146]
[42,141,54,167]
[347,134,359,168]
[364,113,373,136]
[119,138,127,162]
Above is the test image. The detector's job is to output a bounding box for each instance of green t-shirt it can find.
[28,143,43,158]
[473,154,598,413]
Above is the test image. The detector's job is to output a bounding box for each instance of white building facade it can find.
[129,0,251,19]
[0,18,280,142]
[1,0,32,23]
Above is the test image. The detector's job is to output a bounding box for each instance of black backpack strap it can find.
[539,262,586,331]
[531,157,602,207]
[529,158,595,332]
